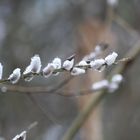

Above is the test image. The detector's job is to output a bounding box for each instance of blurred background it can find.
[0,0,140,140]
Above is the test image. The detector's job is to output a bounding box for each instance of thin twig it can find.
[0,74,73,93]
[47,75,74,93]
[25,76,74,125]
[27,93,61,125]
[1,84,99,96]
[27,121,38,132]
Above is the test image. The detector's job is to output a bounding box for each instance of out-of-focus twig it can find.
[106,2,139,38]
[27,93,60,124]
[25,76,74,125]
[62,39,140,140]
[0,76,74,95]
[47,75,74,93]
[27,121,38,131]
[114,15,139,37]
[0,84,99,96]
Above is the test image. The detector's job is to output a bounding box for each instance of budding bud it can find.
[8,68,21,84]
[111,74,123,84]
[12,131,26,140]
[78,60,88,66]
[108,82,119,93]
[90,59,106,71]
[71,67,85,75]
[42,63,55,78]
[105,52,118,66]
[108,74,123,93]
[23,55,42,75]
[52,57,61,69]
[63,59,74,71]
[52,57,61,76]
[92,80,109,90]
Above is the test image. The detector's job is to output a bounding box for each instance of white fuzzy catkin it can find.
[71,67,85,75]
[23,65,34,82]
[12,131,26,140]
[107,0,118,7]
[105,52,118,66]
[90,59,106,71]
[31,55,41,73]
[108,82,119,93]
[52,57,61,69]
[78,60,88,66]
[108,74,123,93]
[43,57,62,77]
[92,80,109,90]
[23,55,41,75]
[91,74,123,93]
[63,59,74,71]
[42,63,55,78]
[1,86,7,93]
[83,52,96,61]
[0,63,3,80]
[111,74,123,84]
[82,45,102,61]
[94,45,102,55]
[8,68,21,84]
[23,65,31,75]
[52,57,61,76]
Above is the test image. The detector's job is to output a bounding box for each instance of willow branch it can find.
[0,57,130,97]
[1,83,102,97]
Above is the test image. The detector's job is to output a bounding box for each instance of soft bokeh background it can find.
[0,0,140,140]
